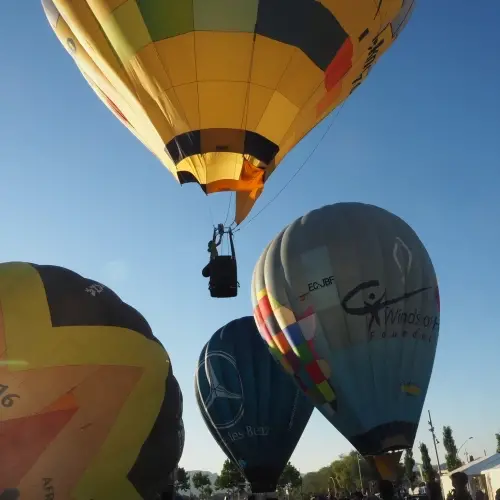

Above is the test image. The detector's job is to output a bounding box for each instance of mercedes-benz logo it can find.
[196,350,244,430]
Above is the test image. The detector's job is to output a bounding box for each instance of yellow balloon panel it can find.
[42,0,415,223]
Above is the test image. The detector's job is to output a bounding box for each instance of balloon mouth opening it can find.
[351,422,417,457]
[250,493,278,500]
[365,451,404,481]
[250,486,278,495]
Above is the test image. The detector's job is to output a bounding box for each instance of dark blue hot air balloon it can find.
[195,316,314,493]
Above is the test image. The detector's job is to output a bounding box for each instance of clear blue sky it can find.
[2,2,499,474]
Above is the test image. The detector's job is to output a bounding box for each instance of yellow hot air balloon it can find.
[0,262,184,499]
[41,0,415,224]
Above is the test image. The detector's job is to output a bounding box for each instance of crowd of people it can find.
[310,472,500,500]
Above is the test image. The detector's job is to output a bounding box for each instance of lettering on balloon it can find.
[300,275,337,301]
[66,38,76,54]
[307,276,336,292]
[0,384,20,408]
[226,426,270,443]
[350,34,385,95]
[385,308,440,331]
[245,425,269,437]
[43,478,55,500]
[85,283,104,296]
[341,280,439,342]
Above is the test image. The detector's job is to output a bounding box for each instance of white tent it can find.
[481,459,500,500]
[441,454,500,500]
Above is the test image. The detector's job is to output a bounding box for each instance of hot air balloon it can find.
[41,0,415,225]
[195,316,313,493]
[251,203,440,478]
[0,262,184,499]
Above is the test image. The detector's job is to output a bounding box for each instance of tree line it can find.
[302,427,499,495]
[175,461,303,499]
[175,428,499,498]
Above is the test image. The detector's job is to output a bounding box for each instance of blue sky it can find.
[2,2,500,474]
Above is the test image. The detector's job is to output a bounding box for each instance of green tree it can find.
[204,485,213,499]
[330,451,378,493]
[302,451,379,496]
[278,462,302,496]
[419,443,436,483]
[175,467,191,493]
[395,463,406,487]
[496,433,500,454]
[192,472,213,499]
[331,454,356,492]
[302,466,331,495]
[215,459,245,492]
[443,426,463,471]
[404,449,416,485]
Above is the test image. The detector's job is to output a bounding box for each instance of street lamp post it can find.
[458,437,474,458]
[428,411,443,476]
[428,410,444,493]
[357,454,364,491]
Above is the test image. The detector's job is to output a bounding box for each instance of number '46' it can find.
[0,384,20,408]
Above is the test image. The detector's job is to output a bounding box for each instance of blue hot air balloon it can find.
[195,317,313,493]
[251,202,440,477]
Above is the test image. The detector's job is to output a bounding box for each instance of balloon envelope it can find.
[195,316,313,493]
[41,0,415,223]
[252,203,439,457]
[195,342,240,468]
[0,262,183,499]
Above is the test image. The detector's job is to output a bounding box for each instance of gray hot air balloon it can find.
[251,202,440,476]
